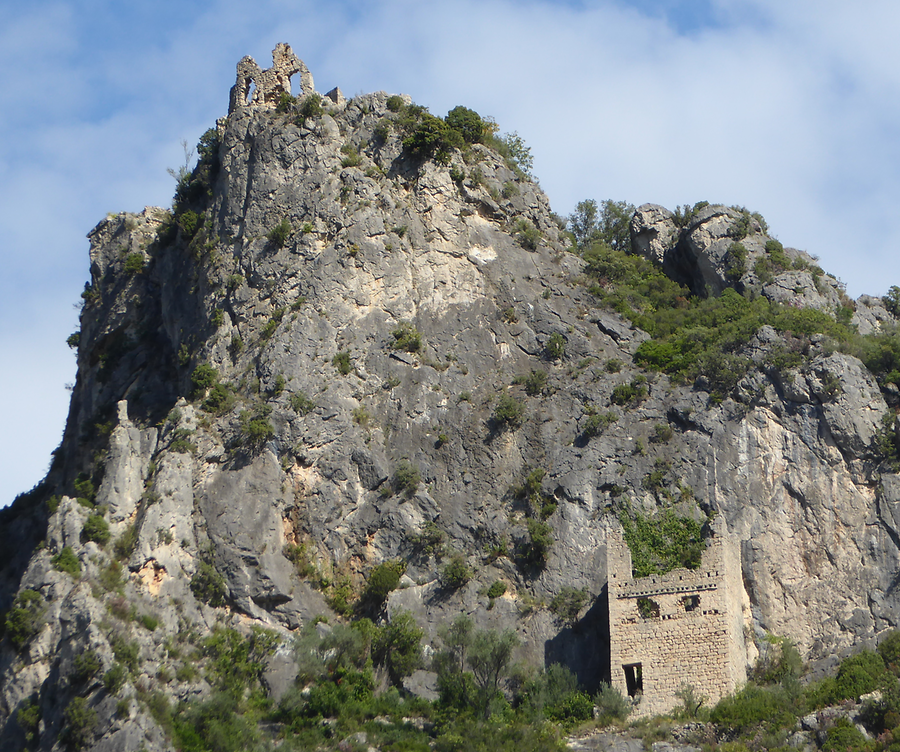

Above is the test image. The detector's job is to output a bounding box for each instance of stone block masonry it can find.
[228,43,315,114]
[607,516,747,717]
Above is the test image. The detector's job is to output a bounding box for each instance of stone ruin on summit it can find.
[228,43,315,114]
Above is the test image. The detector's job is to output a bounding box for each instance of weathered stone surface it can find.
[631,203,677,264]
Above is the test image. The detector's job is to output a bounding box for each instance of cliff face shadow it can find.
[544,584,610,693]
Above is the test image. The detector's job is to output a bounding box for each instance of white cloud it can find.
[2,0,899,505]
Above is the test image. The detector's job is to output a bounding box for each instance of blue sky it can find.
[2,0,899,506]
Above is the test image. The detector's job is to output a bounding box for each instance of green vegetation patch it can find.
[618,507,704,577]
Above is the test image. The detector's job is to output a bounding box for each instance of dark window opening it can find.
[682,595,700,612]
[623,663,643,697]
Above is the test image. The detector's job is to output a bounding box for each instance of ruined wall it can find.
[607,519,747,717]
[228,43,315,114]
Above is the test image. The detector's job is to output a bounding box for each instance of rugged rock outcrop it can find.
[0,48,898,751]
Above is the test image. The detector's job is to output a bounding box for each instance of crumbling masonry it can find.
[607,517,748,717]
[228,43,315,114]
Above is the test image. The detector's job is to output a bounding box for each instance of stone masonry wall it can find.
[607,518,747,717]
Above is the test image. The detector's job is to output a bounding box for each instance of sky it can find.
[2,0,899,507]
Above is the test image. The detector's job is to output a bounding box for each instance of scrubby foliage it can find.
[81,513,111,545]
[52,546,81,576]
[492,394,526,428]
[579,220,900,401]
[5,590,45,650]
[617,506,704,577]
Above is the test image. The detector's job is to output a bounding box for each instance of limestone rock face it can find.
[0,57,898,750]
[631,203,677,265]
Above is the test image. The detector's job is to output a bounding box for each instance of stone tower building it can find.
[607,517,747,717]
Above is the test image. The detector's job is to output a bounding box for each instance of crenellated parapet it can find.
[228,43,315,114]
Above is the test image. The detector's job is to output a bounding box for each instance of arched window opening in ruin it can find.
[682,595,700,612]
[637,597,660,619]
[623,663,643,697]
[247,82,256,105]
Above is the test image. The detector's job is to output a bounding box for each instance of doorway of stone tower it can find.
[623,663,643,697]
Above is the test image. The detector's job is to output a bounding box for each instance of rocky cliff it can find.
[1,47,899,751]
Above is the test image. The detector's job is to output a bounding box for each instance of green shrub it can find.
[62,697,97,750]
[885,286,900,317]
[521,519,553,568]
[340,143,362,168]
[710,683,798,733]
[726,242,748,281]
[178,210,201,240]
[652,423,674,443]
[384,95,405,113]
[492,394,525,428]
[140,613,160,631]
[830,650,888,701]
[111,636,141,675]
[203,382,235,414]
[73,649,102,682]
[752,634,803,686]
[393,460,421,496]
[123,253,145,275]
[403,111,463,163]
[391,322,423,352]
[296,93,323,123]
[174,693,261,752]
[468,627,520,719]
[515,218,541,250]
[73,474,96,505]
[202,625,278,696]
[822,717,875,752]
[99,560,126,593]
[103,663,127,694]
[284,542,317,579]
[52,546,81,577]
[289,391,316,415]
[190,561,227,607]
[445,106,485,144]
[113,524,138,561]
[225,273,243,290]
[372,610,423,685]
[611,376,649,406]
[17,696,40,745]
[238,407,274,450]
[879,630,900,674]
[5,590,44,649]
[594,682,631,724]
[190,363,218,397]
[582,411,617,439]
[549,587,589,626]
[490,131,534,178]
[276,92,295,113]
[440,554,471,590]
[545,332,566,359]
[486,580,507,600]
[333,350,352,375]
[360,560,406,612]
[520,369,548,396]
[409,522,445,556]
[267,218,292,247]
[81,514,110,545]
[169,427,197,454]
